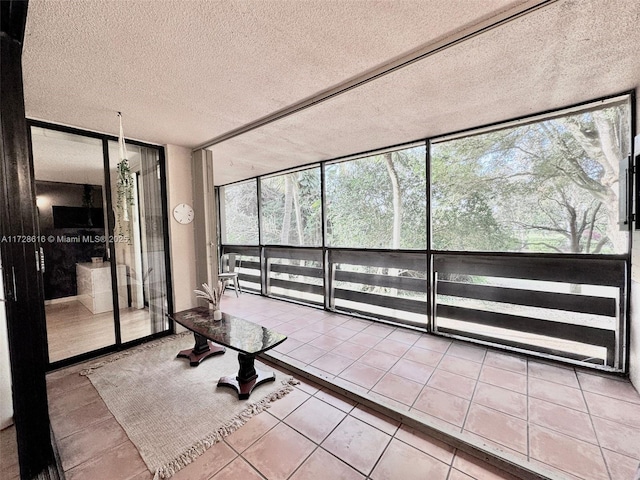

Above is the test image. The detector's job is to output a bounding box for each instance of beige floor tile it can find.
[528,361,579,388]
[243,423,315,480]
[359,349,400,371]
[331,340,370,360]
[349,405,400,435]
[210,457,263,480]
[413,335,452,353]
[447,342,487,363]
[386,329,421,346]
[371,372,423,406]
[577,371,640,404]
[370,438,450,480]
[413,387,470,427]
[50,397,113,439]
[473,383,527,419]
[171,441,237,480]
[389,357,434,384]
[529,424,609,480]
[601,448,640,480]
[451,451,519,480]
[57,417,130,471]
[287,344,326,364]
[314,388,357,413]
[478,365,526,394]
[438,355,482,379]
[373,338,412,357]
[584,391,640,428]
[528,397,597,444]
[528,376,587,411]
[591,416,640,460]
[224,411,279,453]
[483,351,527,375]
[311,352,354,375]
[308,334,344,351]
[265,388,310,420]
[394,425,455,465]
[402,346,444,366]
[339,362,386,389]
[341,318,373,332]
[289,447,364,480]
[463,404,527,454]
[324,326,358,341]
[428,369,477,400]
[321,416,391,476]
[361,323,395,338]
[64,441,147,480]
[349,331,383,348]
[284,397,347,443]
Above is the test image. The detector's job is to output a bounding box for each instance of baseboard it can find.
[44,296,79,306]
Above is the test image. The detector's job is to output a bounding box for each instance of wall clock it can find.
[173,203,194,224]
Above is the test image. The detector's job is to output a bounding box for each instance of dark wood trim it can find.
[331,249,428,270]
[434,254,626,287]
[436,327,606,366]
[264,246,323,262]
[269,278,324,296]
[334,269,427,292]
[1,2,57,476]
[436,304,616,349]
[437,280,616,317]
[270,263,323,278]
[334,288,427,315]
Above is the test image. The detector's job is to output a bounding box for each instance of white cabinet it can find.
[76,262,127,314]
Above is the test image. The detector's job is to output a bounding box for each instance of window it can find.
[431,96,632,254]
[219,180,259,245]
[260,167,321,246]
[325,145,427,249]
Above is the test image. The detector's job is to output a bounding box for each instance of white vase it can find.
[213,309,222,321]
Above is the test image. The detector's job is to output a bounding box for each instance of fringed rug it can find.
[81,333,297,479]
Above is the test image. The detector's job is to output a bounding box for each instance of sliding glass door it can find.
[107,141,170,343]
[30,123,172,366]
[31,126,117,362]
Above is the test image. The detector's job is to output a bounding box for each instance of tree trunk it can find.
[281,176,293,244]
[384,153,402,295]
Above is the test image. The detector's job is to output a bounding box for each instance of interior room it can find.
[1,0,639,479]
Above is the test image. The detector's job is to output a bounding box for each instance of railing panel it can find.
[330,249,428,328]
[264,247,324,306]
[221,246,260,293]
[433,253,625,368]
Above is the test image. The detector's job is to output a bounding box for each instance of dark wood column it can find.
[1,1,57,478]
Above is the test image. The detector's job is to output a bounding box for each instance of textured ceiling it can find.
[22,0,640,186]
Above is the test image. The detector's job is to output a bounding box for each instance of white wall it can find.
[0,259,14,429]
[165,145,197,317]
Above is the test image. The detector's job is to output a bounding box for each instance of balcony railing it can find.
[221,245,627,371]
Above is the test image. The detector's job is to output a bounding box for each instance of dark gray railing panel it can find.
[433,254,626,287]
[331,249,427,271]
[437,280,616,317]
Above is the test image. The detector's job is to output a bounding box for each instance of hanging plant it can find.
[116,159,134,235]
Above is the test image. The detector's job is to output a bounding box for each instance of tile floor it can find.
[21,292,640,479]
[45,345,517,480]
[221,293,640,480]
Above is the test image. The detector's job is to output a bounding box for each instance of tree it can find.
[431,100,631,255]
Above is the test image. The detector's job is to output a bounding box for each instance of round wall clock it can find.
[173,203,194,224]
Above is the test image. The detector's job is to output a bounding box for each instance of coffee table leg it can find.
[218,352,275,400]
[177,333,225,366]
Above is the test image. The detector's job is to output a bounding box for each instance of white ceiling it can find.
[22,0,640,185]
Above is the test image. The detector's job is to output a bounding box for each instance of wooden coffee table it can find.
[169,307,287,399]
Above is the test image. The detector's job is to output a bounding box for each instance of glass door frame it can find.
[28,119,174,371]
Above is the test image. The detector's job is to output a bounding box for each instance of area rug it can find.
[81,333,297,479]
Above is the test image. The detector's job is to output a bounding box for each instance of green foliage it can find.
[222,180,259,244]
[431,100,631,254]
[326,146,427,249]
